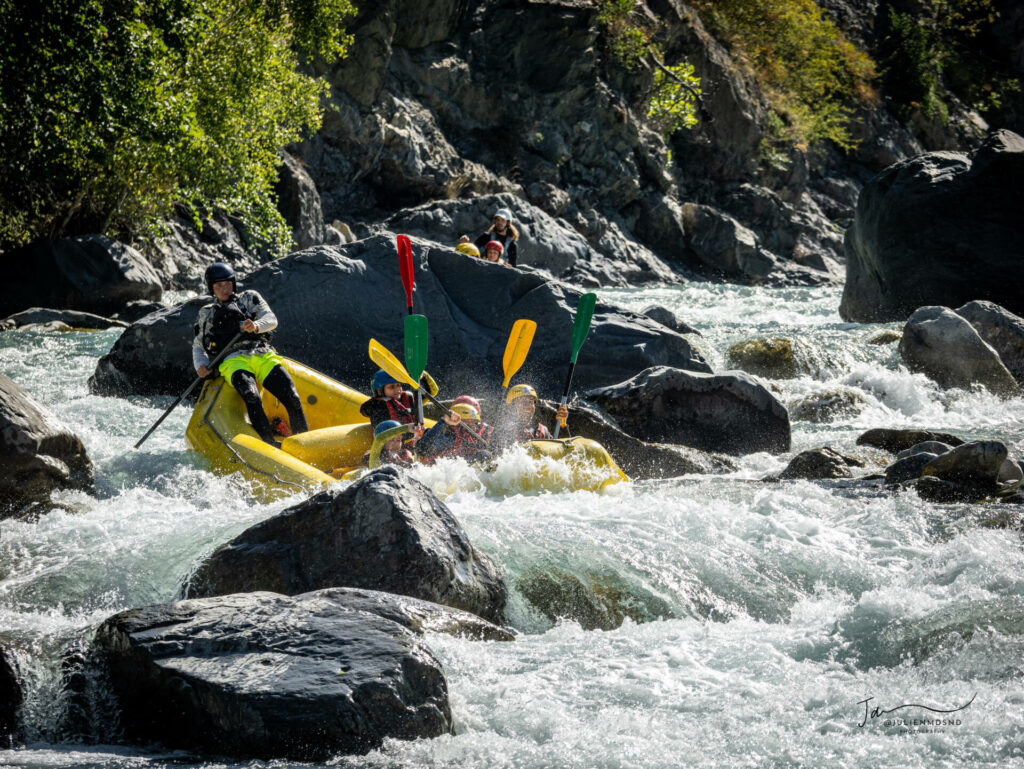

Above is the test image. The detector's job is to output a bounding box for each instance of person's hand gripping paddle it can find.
[553,293,596,439]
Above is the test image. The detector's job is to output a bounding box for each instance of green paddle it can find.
[553,292,597,439]
[404,314,428,426]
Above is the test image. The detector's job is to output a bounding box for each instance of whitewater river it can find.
[2,282,1024,768]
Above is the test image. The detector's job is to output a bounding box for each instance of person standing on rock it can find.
[193,262,308,446]
[473,208,519,267]
[494,384,567,448]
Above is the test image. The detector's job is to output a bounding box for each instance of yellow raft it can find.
[186,357,627,498]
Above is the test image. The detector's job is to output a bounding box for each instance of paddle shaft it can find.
[134,332,244,449]
[552,361,576,439]
[417,386,490,448]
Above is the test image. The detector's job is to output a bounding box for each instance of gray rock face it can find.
[640,305,700,336]
[856,428,964,454]
[0,374,93,517]
[312,587,514,642]
[111,300,166,324]
[275,151,327,251]
[898,306,1018,396]
[585,366,791,455]
[89,235,710,399]
[93,591,452,760]
[923,440,1009,486]
[896,441,953,460]
[185,467,506,623]
[955,300,1024,385]
[777,447,861,480]
[885,452,940,485]
[2,308,127,331]
[2,235,162,317]
[841,130,1024,322]
[0,646,19,745]
[681,203,777,283]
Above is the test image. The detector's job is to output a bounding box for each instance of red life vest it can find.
[433,422,493,460]
[380,392,416,424]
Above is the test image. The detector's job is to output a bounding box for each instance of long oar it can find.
[397,234,425,425]
[502,319,536,390]
[404,313,429,425]
[553,293,597,439]
[134,332,243,449]
[369,338,490,447]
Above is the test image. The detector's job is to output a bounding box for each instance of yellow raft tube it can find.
[186,357,627,499]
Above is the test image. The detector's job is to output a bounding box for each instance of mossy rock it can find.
[789,387,869,423]
[726,337,810,379]
[867,330,902,345]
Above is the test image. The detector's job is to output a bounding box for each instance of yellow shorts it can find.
[219,351,284,387]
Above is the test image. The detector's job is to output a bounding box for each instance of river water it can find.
[2,282,1024,769]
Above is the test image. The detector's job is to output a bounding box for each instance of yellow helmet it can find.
[506,384,538,405]
[451,403,480,422]
[455,242,480,257]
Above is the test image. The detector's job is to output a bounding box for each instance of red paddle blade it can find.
[397,235,414,309]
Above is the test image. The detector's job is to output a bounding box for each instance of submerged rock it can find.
[867,330,902,345]
[841,130,1024,322]
[93,591,452,759]
[899,306,1018,396]
[777,447,863,480]
[585,366,791,455]
[185,467,506,623]
[2,235,163,317]
[726,337,816,379]
[856,428,964,454]
[0,374,93,517]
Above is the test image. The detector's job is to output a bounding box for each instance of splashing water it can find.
[2,281,1024,768]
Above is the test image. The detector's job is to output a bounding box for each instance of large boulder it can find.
[93,591,452,759]
[585,366,791,455]
[1,235,162,317]
[1,374,93,517]
[184,467,506,623]
[841,130,1024,322]
[898,306,1018,396]
[89,235,710,398]
[0,646,20,745]
[955,300,1024,385]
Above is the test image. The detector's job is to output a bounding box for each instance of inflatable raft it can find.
[186,358,627,499]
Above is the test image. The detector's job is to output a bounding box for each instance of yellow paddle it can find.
[368,338,490,446]
[501,319,536,389]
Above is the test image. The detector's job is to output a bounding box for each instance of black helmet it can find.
[204,262,236,295]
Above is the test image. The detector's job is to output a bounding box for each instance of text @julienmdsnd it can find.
[857,694,976,732]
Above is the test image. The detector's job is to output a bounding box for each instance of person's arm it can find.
[506,241,518,267]
[192,311,212,374]
[240,290,277,333]
[416,422,456,459]
[473,232,490,250]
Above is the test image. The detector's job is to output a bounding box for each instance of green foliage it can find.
[691,0,877,151]
[0,0,354,252]
[595,0,702,138]
[883,0,1020,124]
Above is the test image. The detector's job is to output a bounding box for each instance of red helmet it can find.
[485,240,503,254]
[453,394,481,414]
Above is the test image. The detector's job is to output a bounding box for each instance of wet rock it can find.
[93,591,452,759]
[0,646,20,745]
[726,337,816,380]
[90,236,709,399]
[856,428,964,454]
[955,300,1024,385]
[999,458,1024,484]
[185,467,506,623]
[788,388,869,423]
[896,441,954,460]
[275,151,327,251]
[585,366,791,455]
[841,130,1024,322]
[867,330,902,345]
[310,587,514,642]
[922,440,1009,487]
[640,305,700,335]
[777,447,863,480]
[0,374,93,517]
[680,203,777,283]
[1,308,128,331]
[1,235,162,317]
[111,300,166,324]
[884,452,939,485]
[899,306,1018,395]
[915,476,993,504]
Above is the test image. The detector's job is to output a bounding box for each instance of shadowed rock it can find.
[0,646,20,745]
[856,428,964,454]
[93,591,452,760]
[896,441,953,459]
[1,374,93,517]
[2,308,127,331]
[585,366,790,455]
[955,300,1024,385]
[885,452,940,485]
[184,467,506,623]
[777,447,863,480]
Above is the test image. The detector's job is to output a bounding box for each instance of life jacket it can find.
[433,422,493,460]
[204,297,269,357]
[382,392,416,425]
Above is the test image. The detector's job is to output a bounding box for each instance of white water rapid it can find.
[2,283,1024,768]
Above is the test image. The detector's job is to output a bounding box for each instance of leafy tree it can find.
[0,0,354,252]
